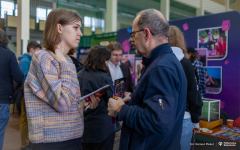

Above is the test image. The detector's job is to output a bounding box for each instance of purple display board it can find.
[121,54,135,74]
[117,27,140,85]
[195,48,208,66]
[170,11,240,120]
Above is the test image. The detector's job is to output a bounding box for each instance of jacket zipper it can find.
[159,99,165,110]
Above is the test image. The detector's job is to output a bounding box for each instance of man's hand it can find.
[107,97,125,117]
[193,128,200,134]
[123,95,131,103]
[84,95,100,109]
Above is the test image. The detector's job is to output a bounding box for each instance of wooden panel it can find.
[0,18,4,29]
[7,15,17,28]
[83,27,92,36]
[200,119,223,129]
[30,18,35,30]
[39,20,46,31]
[95,28,102,34]
[197,125,240,143]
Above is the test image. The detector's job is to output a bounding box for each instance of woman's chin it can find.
[70,44,79,49]
[72,46,78,49]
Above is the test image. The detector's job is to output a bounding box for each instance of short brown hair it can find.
[168,25,187,54]
[107,41,123,52]
[83,46,111,73]
[67,48,78,56]
[43,8,82,52]
[0,29,9,46]
[27,41,42,53]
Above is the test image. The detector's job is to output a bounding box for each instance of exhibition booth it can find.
[76,10,240,147]
[117,11,240,121]
[116,11,240,147]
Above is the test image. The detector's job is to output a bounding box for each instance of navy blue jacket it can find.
[0,46,24,104]
[118,43,187,150]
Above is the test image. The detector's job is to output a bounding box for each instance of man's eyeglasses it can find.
[130,29,155,39]
[112,54,123,57]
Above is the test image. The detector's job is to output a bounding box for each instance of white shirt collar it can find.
[108,60,123,84]
[109,60,121,68]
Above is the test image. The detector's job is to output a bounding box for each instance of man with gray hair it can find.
[108,9,187,149]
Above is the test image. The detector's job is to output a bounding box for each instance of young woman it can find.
[169,25,203,150]
[77,46,121,150]
[24,8,100,150]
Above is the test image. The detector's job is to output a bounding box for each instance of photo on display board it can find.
[121,54,135,74]
[195,48,208,66]
[198,27,228,61]
[205,66,222,94]
[135,58,143,85]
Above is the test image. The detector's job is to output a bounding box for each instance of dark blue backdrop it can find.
[117,11,240,120]
[170,11,240,120]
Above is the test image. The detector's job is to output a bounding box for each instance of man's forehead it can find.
[132,15,140,29]
[112,49,122,53]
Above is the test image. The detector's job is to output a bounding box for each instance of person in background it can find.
[215,37,226,55]
[18,42,42,81]
[0,28,24,150]
[107,41,135,93]
[187,46,206,98]
[77,46,121,150]
[169,25,203,150]
[136,63,142,79]
[107,9,187,150]
[205,69,215,86]
[24,8,100,150]
[18,41,42,150]
[67,48,83,73]
[198,37,209,49]
[205,68,220,88]
[206,30,216,50]
[124,55,133,71]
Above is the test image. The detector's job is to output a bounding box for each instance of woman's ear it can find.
[57,23,63,35]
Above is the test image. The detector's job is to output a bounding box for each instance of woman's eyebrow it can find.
[72,23,81,27]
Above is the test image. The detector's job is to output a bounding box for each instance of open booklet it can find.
[78,84,110,110]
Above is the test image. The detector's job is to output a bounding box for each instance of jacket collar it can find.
[142,43,172,67]
[0,46,7,49]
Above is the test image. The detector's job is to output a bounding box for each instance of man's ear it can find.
[57,23,63,34]
[29,48,34,53]
[144,28,151,41]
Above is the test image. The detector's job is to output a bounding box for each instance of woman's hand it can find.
[83,95,101,109]
[49,45,67,62]
[193,128,200,134]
